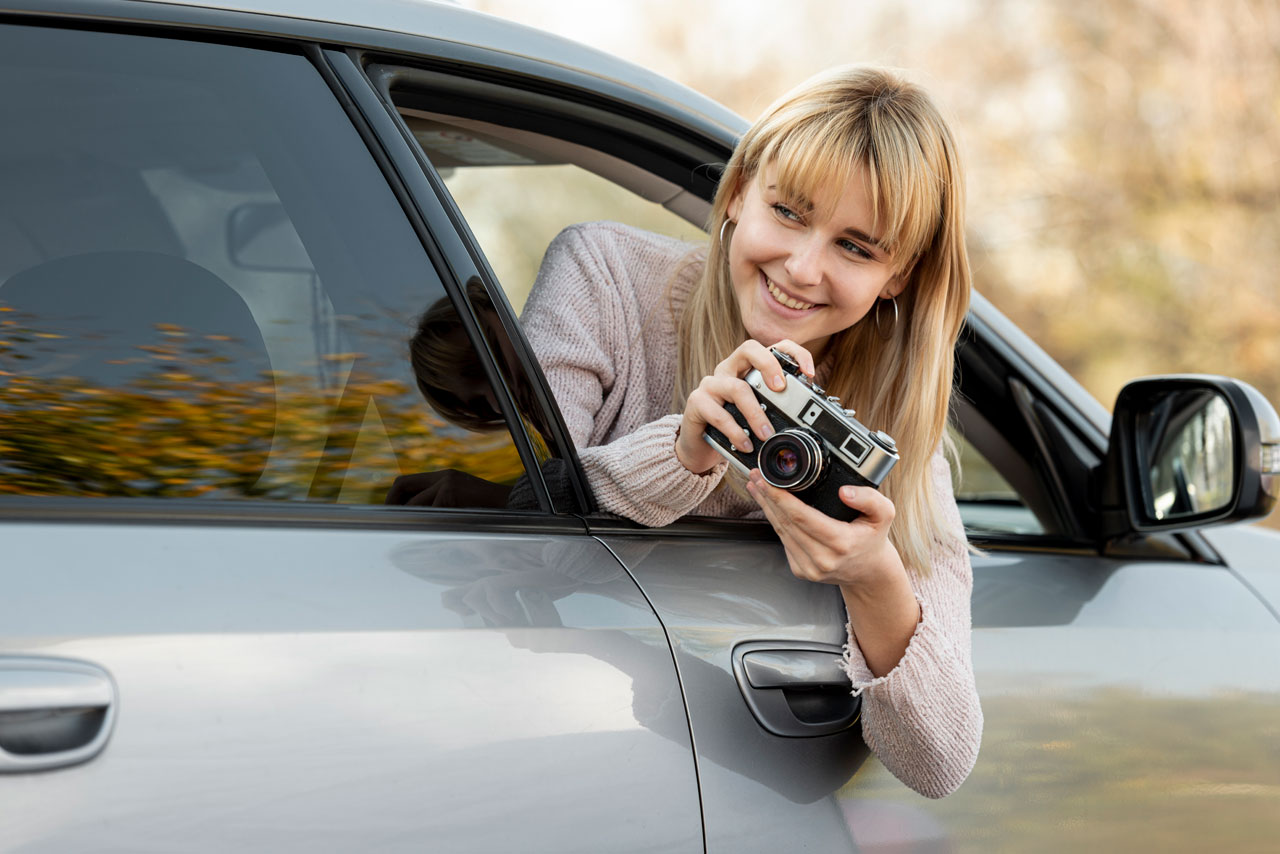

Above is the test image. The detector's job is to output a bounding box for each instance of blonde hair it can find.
[674,66,971,574]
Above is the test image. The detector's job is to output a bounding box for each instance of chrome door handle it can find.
[0,657,117,772]
[732,641,860,737]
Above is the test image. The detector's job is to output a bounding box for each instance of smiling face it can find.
[726,164,906,361]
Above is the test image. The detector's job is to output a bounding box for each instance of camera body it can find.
[703,348,899,521]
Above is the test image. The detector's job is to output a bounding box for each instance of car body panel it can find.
[1202,523,1280,619]
[0,522,703,852]
[600,531,866,852]
[835,549,1280,850]
[132,0,727,121]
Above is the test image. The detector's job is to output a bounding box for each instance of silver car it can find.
[2,2,1279,851]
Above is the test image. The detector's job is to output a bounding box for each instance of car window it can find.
[398,110,707,312]
[392,98,1054,534]
[0,26,528,509]
[950,428,1045,536]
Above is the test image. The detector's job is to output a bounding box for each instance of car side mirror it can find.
[1100,375,1280,536]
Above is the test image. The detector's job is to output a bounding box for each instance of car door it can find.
[352,50,873,852]
[0,19,702,853]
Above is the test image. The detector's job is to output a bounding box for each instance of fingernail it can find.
[759,422,774,439]
[740,438,753,453]
[840,485,855,498]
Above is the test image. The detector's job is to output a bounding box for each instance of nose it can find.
[783,233,825,287]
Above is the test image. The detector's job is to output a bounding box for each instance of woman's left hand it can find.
[746,469,921,677]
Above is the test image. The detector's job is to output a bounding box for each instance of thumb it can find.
[838,484,894,524]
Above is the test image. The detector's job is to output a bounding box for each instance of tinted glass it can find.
[0,26,526,509]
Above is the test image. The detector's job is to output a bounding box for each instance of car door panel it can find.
[599,529,866,853]
[0,521,703,853]
[826,549,1280,852]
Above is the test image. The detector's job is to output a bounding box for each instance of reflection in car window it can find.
[0,26,525,508]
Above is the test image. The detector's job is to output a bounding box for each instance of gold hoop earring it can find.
[874,296,898,339]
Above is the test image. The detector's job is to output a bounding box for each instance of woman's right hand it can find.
[674,338,817,475]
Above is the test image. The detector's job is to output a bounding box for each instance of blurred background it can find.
[467,0,1280,424]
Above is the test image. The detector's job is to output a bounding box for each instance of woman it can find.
[520,66,981,798]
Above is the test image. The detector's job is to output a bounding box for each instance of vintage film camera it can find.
[703,348,899,521]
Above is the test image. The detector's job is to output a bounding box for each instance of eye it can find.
[837,237,873,260]
[771,203,802,223]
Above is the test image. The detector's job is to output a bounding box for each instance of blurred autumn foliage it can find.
[0,308,524,502]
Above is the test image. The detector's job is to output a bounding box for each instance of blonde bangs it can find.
[863,113,948,273]
[759,101,945,275]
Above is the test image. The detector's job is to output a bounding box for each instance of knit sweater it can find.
[521,221,982,798]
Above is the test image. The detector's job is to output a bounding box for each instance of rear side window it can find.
[397,109,707,312]
[0,26,527,509]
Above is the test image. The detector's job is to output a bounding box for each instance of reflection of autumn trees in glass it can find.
[0,310,523,500]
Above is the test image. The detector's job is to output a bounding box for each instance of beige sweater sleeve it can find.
[521,224,727,526]
[840,451,983,798]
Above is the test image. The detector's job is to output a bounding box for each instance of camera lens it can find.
[772,447,799,477]
[759,430,825,491]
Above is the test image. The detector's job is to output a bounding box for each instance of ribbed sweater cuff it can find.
[584,413,727,527]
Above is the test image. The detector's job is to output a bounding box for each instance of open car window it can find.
[391,93,1064,536]
[398,109,706,312]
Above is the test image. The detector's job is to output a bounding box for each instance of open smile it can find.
[762,273,820,312]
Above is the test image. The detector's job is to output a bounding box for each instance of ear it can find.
[881,271,909,300]
[726,190,743,224]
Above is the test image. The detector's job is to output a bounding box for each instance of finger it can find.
[714,340,787,392]
[699,376,774,444]
[838,484,896,527]
[718,375,775,441]
[740,339,790,390]
[690,385,755,453]
[406,480,443,507]
[765,339,816,378]
[749,470,854,551]
[385,471,435,504]
[746,476,824,579]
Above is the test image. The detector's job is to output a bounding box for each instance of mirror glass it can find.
[1140,390,1235,520]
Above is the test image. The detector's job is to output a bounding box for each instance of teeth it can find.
[766,278,815,310]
